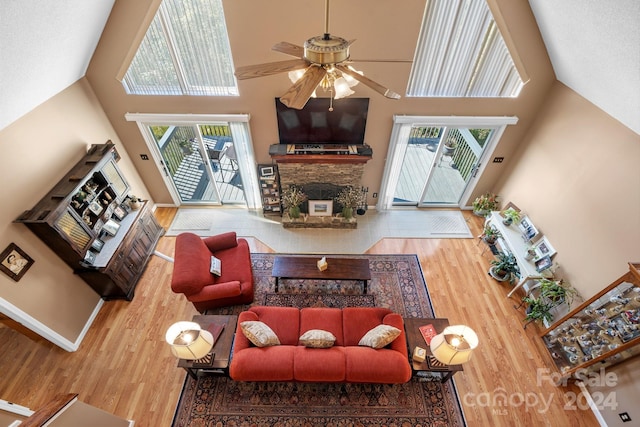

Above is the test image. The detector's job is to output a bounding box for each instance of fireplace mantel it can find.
[270,154,371,164]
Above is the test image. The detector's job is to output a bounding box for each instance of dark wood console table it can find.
[272,256,371,293]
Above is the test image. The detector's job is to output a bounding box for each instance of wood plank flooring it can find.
[0,208,598,426]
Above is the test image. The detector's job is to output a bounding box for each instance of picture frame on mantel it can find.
[308,200,333,217]
[0,243,35,282]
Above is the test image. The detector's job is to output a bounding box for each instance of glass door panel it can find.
[420,127,491,205]
[392,126,441,205]
[149,124,247,205]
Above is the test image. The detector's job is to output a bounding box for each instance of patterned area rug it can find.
[172,254,466,426]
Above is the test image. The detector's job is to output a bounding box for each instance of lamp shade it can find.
[430,325,479,365]
[165,321,214,360]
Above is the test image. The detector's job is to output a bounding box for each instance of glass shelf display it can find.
[540,263,640,381]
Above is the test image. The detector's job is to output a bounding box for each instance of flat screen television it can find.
[275,97,369,145]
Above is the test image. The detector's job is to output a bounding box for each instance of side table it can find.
[177,314,237,379]
[404,317,463,383]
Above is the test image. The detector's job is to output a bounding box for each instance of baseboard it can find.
[576,381,608,427]
[0,296,103,352]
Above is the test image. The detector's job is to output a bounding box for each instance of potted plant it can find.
[442,138,457,156]
[472,192,499,217]
[281,186,307,219]
[524,245,536,261]
[539,278,578,308]
[335,186,365,220]
[178,138,193,155]
[522,296,554,328]
[481,224,502,244]
[488,250,520,283]
[502,208,521,226]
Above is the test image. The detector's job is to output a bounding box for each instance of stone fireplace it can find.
[270,146,372,228]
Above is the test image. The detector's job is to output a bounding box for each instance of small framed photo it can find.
[518,216,540,242]
[0,243,35,282]
[102,219,121,236]
[533,236,556,260]
[535,255,553,272]
[308,200,333,217]
[88,200,103,215]
[260,166,274,177]
[91,238,105,253]
[113,205,128,221]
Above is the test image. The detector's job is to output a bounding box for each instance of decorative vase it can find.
[289,206,301,219]
[473,209,490,217]
[129,199,141,211]
[503,217,513,226]
[342,207,353,220]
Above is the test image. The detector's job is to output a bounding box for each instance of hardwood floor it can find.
[0,208,598,426]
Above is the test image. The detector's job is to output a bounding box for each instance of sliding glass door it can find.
[126,114,262,209]
[378,116,517,210]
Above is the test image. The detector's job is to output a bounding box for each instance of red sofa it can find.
[170,232,254,312]
[230,306,412,383]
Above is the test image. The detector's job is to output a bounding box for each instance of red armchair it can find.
[171,232,254,312]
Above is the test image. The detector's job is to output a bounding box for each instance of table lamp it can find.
[430,325,478,365]
[165,321,214,360]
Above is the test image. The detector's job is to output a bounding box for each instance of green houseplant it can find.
[489,250,520,283]
[282,186,307,219]
[335,186,365,220]
[522,296,554,328]
[472,192,499,217]
[481,224,502,244]
[502,208,521,226]
[538,278,578,308]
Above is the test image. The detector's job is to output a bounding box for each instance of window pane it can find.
[407,0,524,98]
[123,0,238,96]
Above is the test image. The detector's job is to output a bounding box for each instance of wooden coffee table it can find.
[404,317,464,383]
[272,256,371,293]
[176,314,237,378]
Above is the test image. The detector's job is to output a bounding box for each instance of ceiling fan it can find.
[234,0,402,110]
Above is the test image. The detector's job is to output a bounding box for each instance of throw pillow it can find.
[299,329,336,348]
[240,321,280,347]
[358,324,401,349]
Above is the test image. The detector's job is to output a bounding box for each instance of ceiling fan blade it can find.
[235,59,309,80]
[280,66,326,109]
[272,41,305,58]
[336,64,401,99]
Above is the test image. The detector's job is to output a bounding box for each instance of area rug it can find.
[172,254,466,426]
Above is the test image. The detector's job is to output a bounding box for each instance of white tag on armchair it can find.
[210,256,222,276]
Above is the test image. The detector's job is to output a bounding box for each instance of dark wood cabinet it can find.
[15,142,164,300]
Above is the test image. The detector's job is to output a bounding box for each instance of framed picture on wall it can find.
[308,200,333,217]
[0,243,35,282]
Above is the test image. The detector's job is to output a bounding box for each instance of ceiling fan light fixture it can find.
[333,77,354,99]
[342,66,362,87]
[288,69,306,84]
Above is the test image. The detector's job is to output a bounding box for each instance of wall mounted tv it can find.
[275,97,369,145]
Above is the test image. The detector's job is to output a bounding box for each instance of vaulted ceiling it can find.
[1,0,638,134]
